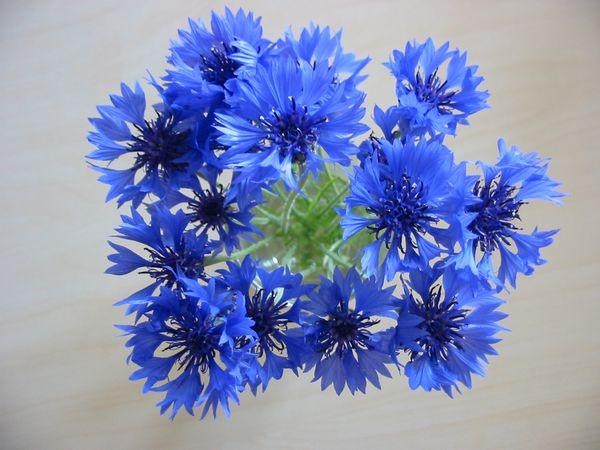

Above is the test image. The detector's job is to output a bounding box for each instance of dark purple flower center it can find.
[409,69,457,113]
[411,286,467,361]
[188,186,231,229]
[367,174,438,251]
[130,111,190,176]
[313,301,379,357]
[165,313,220,372]
[235,289,291,357]
[199,43,240,86]
[468,178,524,253]
[143,245,206,287]
[262,98,324,164]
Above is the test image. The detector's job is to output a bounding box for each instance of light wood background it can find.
[1,1,599,449]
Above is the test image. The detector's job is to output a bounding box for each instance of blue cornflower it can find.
[107,206,215,316]
[164,8,271,113]
[278,24,369,98]
[215,56,368,189]
[341,138,468,280]
[218,256,312,393]
[119,280,256,419]
[165,172,262,254]
[395,269,507,396]
[384,39,489,139]
[87,82,203,208]
[301,268,396,394]
[445,139,564,290]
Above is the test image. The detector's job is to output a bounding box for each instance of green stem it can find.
[323,218,343,240]
[282,170,308,233]
[322,160,342,196]
[320,243,353,270]
[317,185,349,216]
[254,206,282,224]
[307,177,336,213]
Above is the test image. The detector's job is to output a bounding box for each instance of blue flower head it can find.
[301,268,397,394]
[384,39,489,139]
[279,24,370,99]
[215,56,368,189]
[87,82,205,208]
[218,256,313,393]
[341,138,469,280]
[395,268,507,396]
[119,280,256,419]
[446,139,564,291]
[107,206,215,316]
[164,8,271,113]
[165,171,262,254]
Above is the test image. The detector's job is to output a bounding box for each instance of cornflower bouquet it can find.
[87,8,563,420]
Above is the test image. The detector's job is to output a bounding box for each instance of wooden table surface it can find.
[1,1,599,449]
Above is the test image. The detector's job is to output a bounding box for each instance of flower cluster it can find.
[88,8,563,420]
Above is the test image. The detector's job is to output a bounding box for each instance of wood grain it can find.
[1,1,598,449]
